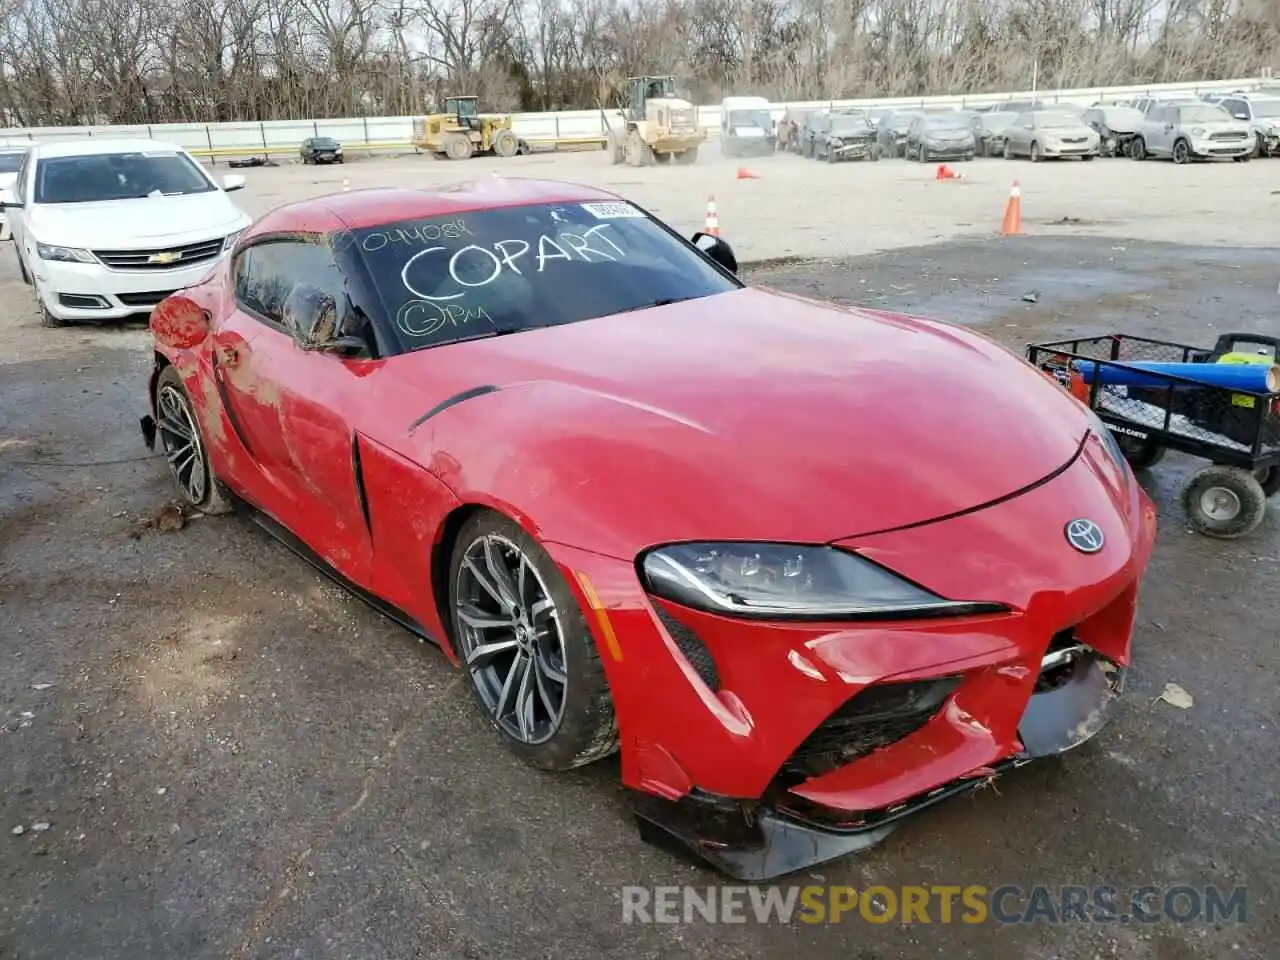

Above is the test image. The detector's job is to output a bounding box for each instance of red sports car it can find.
[141,179,1157,880]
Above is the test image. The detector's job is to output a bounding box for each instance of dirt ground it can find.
[2,153,1278,959]
[215,147,1279,262]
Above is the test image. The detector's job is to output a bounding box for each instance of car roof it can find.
[31,137,189,158]
[250,179,626,235]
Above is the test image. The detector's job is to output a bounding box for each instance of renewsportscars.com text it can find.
[621,884,1248,925]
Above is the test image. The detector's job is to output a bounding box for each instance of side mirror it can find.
[691,231,738,274]
[222,174,246,192]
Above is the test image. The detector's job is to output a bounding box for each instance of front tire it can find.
[1172,138,1190,164]
[449,511,618,771]
[154,365,232,515]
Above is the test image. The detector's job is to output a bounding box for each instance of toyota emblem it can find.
[1065,518,1105,554]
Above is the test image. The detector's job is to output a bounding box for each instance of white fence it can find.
[0,76,1269,159]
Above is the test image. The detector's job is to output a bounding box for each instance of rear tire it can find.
[154,365,233,516]
[448,510,618,771]
[1115,434,1166,470]
[1182,465,1266,539]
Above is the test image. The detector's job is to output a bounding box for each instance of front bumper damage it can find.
[637,647,1126,881]
[828,139,876,160]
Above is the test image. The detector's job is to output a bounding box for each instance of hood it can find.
[391,287,1092,554]
[1044,124,1095,138]
[925,127,972,140]
[29,191,249,247]
[831,127,875,140]
[0,172,16,191]
[1192,117,1252,133]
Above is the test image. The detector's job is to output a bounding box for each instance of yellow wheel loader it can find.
[607,76,706,166]
[412,96,522,160]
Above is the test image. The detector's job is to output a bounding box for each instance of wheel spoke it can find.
[514,654,536,739]
[466,636,519,668]
[494,650,525,720]
[483,538,520,608]
[533,654,561,715]
[158,415,192,442]
[535,648,567,686]
[464,556,510,610]
[516,554,528,606]
[529,597,555,622]
[457,602,512,632]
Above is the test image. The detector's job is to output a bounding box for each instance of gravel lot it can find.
[1,151,1277,959]
[216,147,1280,262]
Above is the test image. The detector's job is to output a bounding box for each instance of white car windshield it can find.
[1252,100,1280,118]
[33,150,215,204]
[0,152,24,174]
[1037,113,1080,129]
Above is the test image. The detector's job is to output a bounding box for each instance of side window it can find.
[14,153,30,202]
[235,239,353,334]
[1148,107,1166,123]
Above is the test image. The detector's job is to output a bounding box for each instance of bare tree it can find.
[0,0,1275,126]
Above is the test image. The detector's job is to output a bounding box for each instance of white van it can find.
[719,96,775,157]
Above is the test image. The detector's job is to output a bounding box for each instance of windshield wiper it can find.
[441,325,525,346]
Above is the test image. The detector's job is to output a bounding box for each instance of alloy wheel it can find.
[156,383,208,505]
[455,533,569,745]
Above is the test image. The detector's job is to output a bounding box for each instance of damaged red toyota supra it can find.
[140,179,1157,881]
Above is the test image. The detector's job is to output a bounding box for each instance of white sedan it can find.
[0,137,252,327]
[0,140,33,241]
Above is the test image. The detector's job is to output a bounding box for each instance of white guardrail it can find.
[0,76,1270,158]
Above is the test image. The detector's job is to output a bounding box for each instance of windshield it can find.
[830,114,870,132]
[926,115,967,129]
[1179,105,1229,123]
[350,200,740,352]
[33,150,214,204]
[0,152,23,173]
[1252,100,1280,118]
[1037,113,1080,129]
[728,109,771,129]
[982,112,1018,130]
[313,138,340,148]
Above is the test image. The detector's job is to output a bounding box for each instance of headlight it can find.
[222,229,245,253]
[640,542,1001,620]
[1190,126,1205,136]
[334,146,343,153]
[36,242,95,264]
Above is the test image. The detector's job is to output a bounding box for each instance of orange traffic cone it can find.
[704,195,720,236]
[736,167,759,180]
[1001,181,1022,235]
[936,164,948,180]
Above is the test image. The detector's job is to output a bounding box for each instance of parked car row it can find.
[776,92,1279,166]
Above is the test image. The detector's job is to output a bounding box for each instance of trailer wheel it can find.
[1254,466,1280,498]
[1182,465,1267,538]
[1115,434,1166,470]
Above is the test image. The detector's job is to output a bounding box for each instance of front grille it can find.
[780,676,962,782]
[117,290,177,307]
[92,237,225,271]
[1061,136,1088,144]
[652,605,719,691]
[1209,132,1247,141]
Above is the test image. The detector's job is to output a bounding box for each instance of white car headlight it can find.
[641,542,1002,620]
[1190,126,1206,136]
[36,242,96,264]
[222,229,245,253]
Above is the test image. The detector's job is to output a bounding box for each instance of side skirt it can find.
[227,490,441,648]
